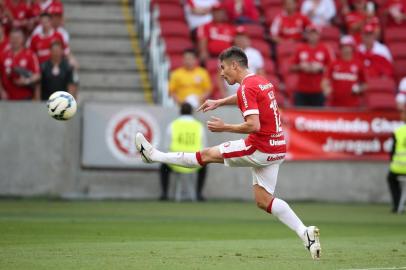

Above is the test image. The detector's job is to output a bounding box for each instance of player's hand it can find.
[207,116,225,132]
[197,99,220,113]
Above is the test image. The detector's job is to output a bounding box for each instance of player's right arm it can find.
[197,94,237,112]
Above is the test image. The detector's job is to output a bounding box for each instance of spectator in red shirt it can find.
[222,0,259,24]
[344,0,380,43]
[290,24,334,106]
[358,24,394,79]
[384,0,406,26]
[0,1,13,34]
[28,12,68,64]
[0,28,40,100]
[270,0,311,43]
[322,35,366,107]
[197,3,236,63]
[5,0,31,31]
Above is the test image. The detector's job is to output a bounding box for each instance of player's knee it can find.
[200,147,222,163]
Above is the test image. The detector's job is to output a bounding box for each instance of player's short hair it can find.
[219,46,248,68]
[183,48,198,57]
[180,102,193,115]
[40,12,51,18]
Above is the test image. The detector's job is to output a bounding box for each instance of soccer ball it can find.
[46,91,77,120]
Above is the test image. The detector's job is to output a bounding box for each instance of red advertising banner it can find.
[282,109,403,161]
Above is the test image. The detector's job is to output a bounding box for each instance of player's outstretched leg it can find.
[135,132,203,167]
[254,185,321,260]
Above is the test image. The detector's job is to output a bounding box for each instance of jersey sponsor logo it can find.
[332,72,357,81]
[267,154,285,161]
[241,85,248,108]
[258,83,273,91]
[209,27,233,42]
[106,109,161,164]
[269,139,286,146]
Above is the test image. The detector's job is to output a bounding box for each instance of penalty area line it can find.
[340,267,406,270]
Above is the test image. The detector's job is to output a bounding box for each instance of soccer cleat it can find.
[303,226,321,260]
[135,132,154,163]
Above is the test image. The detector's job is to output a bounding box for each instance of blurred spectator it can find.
[40,41,76,100]
[32,1,68,43]
[223,0,259,24]
[344,0,380,43]
[290,24,334,106]
[358,24,394,78]
[184,0,218,40]
[0,25,9,53]
[270,0,311,43]
[322,35,366,107]
[0,1,12,34]
[5,0,30,31]
[384,0,406,26]
[0,28,40,100]
[222,27,266,95]
[160,102,207,201]
[387,109,406,213]
[395,77,406,110]
[197,3,236,63]
[300,0,336,26]
[169,49,212,108]
[28,12,68,64]
[29,0,64,35]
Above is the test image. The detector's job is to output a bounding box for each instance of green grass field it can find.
[0,200,405,270]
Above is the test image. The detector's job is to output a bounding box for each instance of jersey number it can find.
[269,92,282,132]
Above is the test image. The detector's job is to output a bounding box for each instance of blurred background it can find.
[0,0,406,206]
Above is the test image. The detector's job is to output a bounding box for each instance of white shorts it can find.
[218,139,285,194]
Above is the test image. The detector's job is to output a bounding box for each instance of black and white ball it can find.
[47,91,77,120]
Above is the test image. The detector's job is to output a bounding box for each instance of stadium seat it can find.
[276,41,297,62]
[206,58,219,74]
[278,57,294,79]
[264,58,275,75]
[160,20,190,38]
[365,77,396,93]
[251,39,271,58]
[264,8,281,26]
[260,0,283,9]
[163,37,194,54]
[168,54,183,70]
[154,3,184,20]
[320,26,340,42]
[384,27,406,43]
[389,43,406,60]
[283,73,298,104]
[365,92,397,110]
[241,24,265,39]
[394,59,406,81]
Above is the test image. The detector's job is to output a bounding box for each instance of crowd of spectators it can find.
[162,0,406,110]
[0,0,78,101]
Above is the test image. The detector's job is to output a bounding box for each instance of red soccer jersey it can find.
[222,0,259,22]
[29,30,68,63]
[5,0,30,28]
[359,51,394,78]
[236,74,286,154]
[270,11,311,41]
[0,36,10,53]
[0,48,40,100]
[293,42,334,93]
[197,22,236,56]
[326,58,365,107]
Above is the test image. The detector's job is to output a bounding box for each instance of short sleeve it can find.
[29,52,40,74]
[240,85,259,117]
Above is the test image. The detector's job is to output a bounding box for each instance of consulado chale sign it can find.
[282,109,403,161]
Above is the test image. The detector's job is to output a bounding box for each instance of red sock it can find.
[196,151,204,166]
[266,198,275,214]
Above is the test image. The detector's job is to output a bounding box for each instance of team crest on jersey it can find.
[315,52,324,61]
[299,51,308,60]
[19,59,27,67]
[350,65,358,73]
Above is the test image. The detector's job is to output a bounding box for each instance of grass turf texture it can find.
[0,201,405,270]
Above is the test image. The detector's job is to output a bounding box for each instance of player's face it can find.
[220,60,238,85]
[10,31,24,50]
[340,45,353,59]
[306,31,319,44]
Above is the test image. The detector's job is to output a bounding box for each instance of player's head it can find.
[180,102,193,115]
[212,3,227,22]
[9,28,25,51]
[183,48,198,70]
[50,40,64,59]
[219,46,248,85]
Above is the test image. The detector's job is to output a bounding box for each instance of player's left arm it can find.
[207,114,260,133]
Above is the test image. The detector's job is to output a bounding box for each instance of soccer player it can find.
[135,46,322,260]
